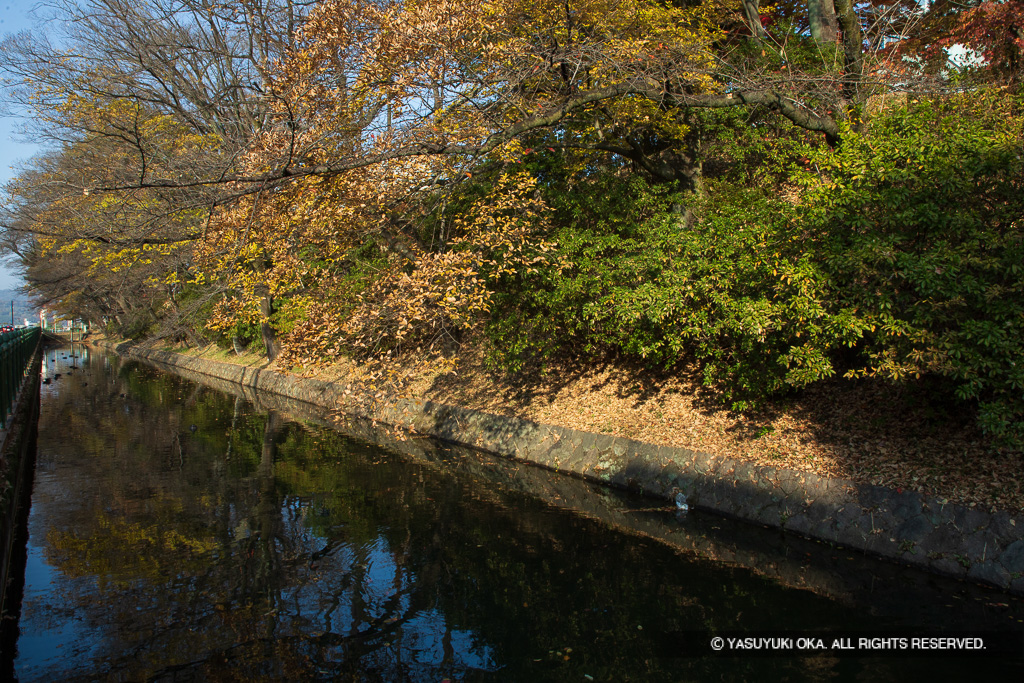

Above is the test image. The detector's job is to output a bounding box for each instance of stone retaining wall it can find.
[0,344,42,623]
[99,340,1024,594]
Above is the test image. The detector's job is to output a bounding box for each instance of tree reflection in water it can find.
[13,350,1024,681]
[23,353,498,681]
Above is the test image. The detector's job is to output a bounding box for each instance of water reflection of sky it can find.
[17,345,500,680]
[15,532,98,679]
[18,494,497,680]
[275,508,498,676]
[13,349,1024,680]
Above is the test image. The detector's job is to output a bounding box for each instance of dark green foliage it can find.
[486,88,1024,447]
[488,174,869,409]
[800,91,1024,445]
[117,310,158,340]
[229,320,263,349]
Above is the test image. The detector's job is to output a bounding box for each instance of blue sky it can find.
[0,0,44,290]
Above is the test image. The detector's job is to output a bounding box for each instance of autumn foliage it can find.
[3,0,1024,446]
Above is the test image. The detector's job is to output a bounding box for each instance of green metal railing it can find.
[41,320,87,342]
[1,327,41,429]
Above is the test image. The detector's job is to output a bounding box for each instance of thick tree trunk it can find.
[833,0,865,105]
[259,294,279,362]
[808,0,839,45]
[741,0,768,43]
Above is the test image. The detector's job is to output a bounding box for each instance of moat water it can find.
[5,347,1024,680]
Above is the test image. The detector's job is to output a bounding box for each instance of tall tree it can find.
[0,0,310,345]
[0,0,982,362]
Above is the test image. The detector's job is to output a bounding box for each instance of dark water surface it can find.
[7,347,1024,681]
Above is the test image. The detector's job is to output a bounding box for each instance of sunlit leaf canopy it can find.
[3,0,1023,444]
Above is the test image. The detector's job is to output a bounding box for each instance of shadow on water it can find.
[0,407,38,680]
[8,347,1024,681]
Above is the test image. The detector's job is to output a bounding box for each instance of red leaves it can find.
[909,0,1024,83]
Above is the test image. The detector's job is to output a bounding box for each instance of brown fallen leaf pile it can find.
[174,340,1024,513]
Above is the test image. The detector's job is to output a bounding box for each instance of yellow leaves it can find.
[487,0,719,76]
[497,139,528,164]
[279,0,720,166]
[263,169,558,365]
[181,0,725,366]
[606,96,693,139]
[45,234,185,279]
[342,249,493,349]
[139,114,222,155]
